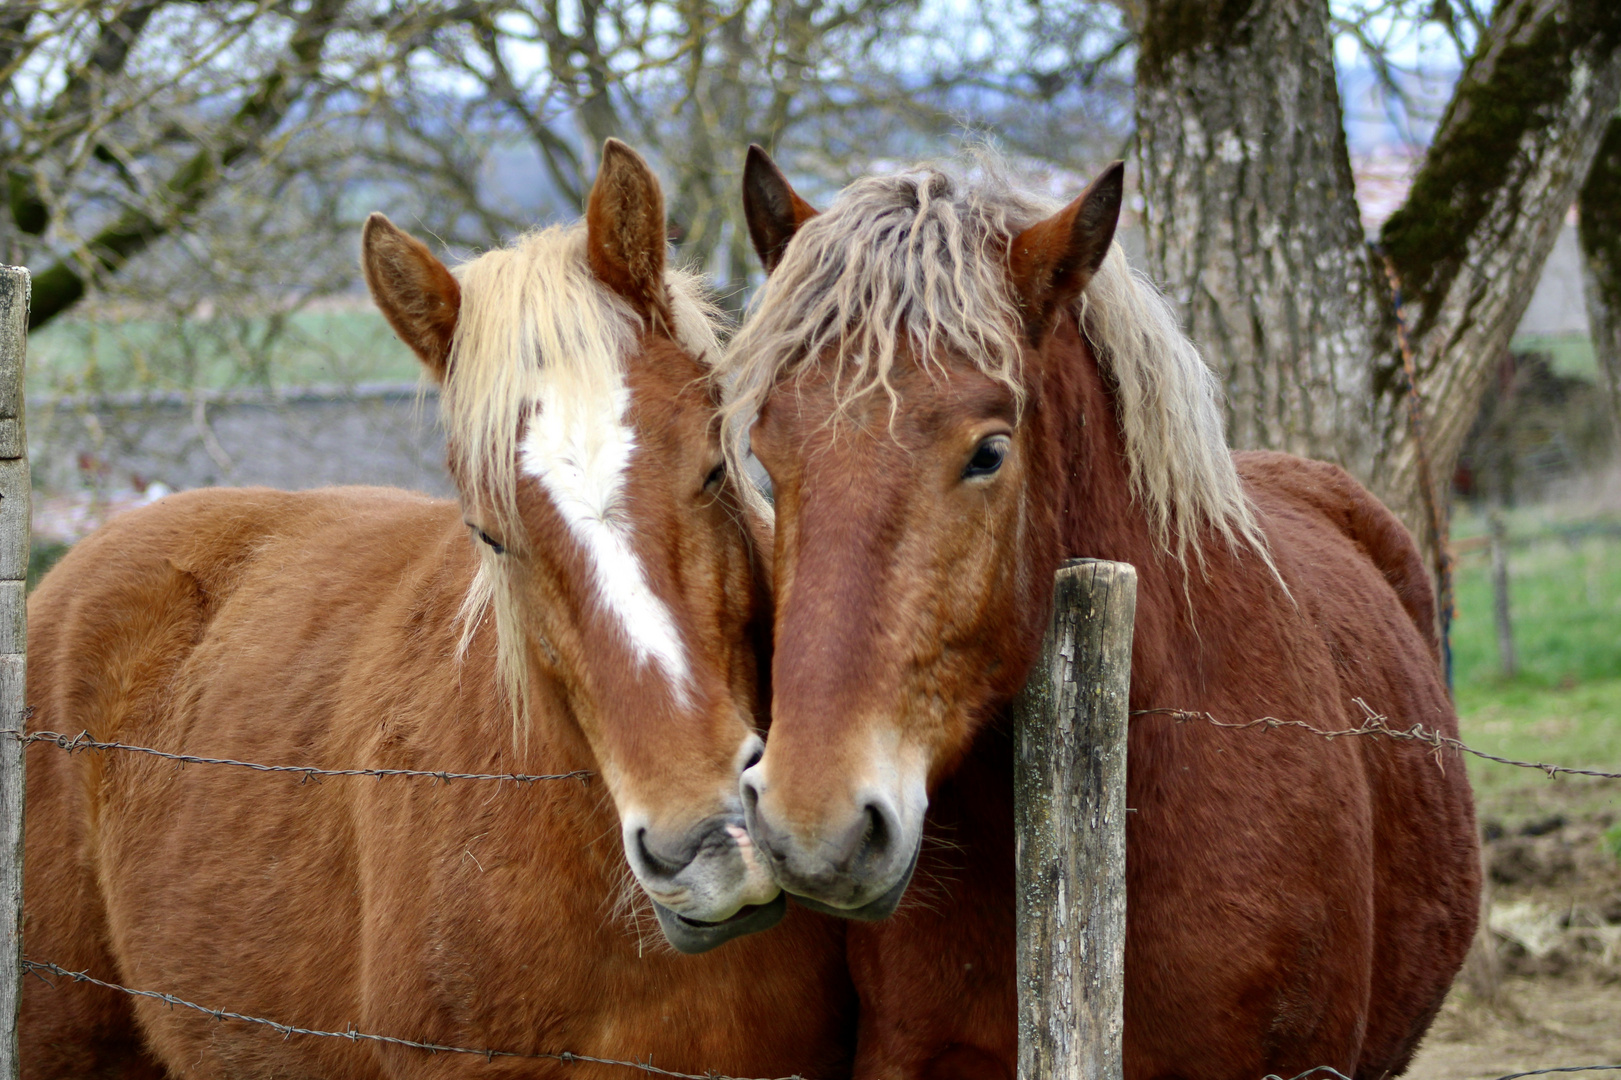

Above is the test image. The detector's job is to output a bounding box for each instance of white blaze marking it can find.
[520,379,691,701]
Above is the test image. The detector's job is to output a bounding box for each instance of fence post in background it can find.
[1487,504,1515,679]
[1011,558,1136,1080]
[0,266,28,1080]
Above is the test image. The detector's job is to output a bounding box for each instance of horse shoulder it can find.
[29,484,461,744]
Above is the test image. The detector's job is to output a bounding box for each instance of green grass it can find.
[26,308,418,396]
[1449,507,1621,817]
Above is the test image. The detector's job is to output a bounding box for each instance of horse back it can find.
[1236,451,1438,660]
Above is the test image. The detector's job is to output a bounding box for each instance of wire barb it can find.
[1,730,592,785]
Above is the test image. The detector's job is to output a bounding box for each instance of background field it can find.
[25,307,417,398]
[1406,496,1621,1080]
[1450,501,1621,812]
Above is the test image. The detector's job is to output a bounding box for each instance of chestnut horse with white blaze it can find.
[723,148,1480,1080]
[20,141,856,1079]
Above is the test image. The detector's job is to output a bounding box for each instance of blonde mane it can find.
[443,224,725,730]
[719,160,1267,567]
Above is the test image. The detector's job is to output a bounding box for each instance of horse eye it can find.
[963,436,1009,479]
[478,530,505,555]
[704,461,726,490]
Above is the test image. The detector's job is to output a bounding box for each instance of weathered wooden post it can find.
[1012,558,1135,1080]
[0,266,28,1080]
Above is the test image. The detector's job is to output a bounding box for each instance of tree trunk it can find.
[1136,0,1392,477]
[1579,114,1621,439]
[1378,0,1621,535]
[1138,0,1621,548]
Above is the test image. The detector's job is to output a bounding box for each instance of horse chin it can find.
[652,892,789,954]
[782,842,920,922]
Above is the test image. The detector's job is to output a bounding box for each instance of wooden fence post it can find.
[0,266,28,1080]
[1487,504,1515,679]
[1012,558,1135,1080]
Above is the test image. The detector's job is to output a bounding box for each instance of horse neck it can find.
[1029,315,1224,693]
[1032,315,1164,577]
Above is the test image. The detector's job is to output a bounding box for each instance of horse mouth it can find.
[778,842,919,922]
[651,892,788,954]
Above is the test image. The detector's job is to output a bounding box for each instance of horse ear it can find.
[587,138,671,326]
[743,144,819,274]
[1007,161,1124,339]
[362,213,461,383]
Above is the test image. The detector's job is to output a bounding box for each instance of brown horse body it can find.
[21,144,857,1079]
[23,489,853,1079]
[727,154,1480,1080]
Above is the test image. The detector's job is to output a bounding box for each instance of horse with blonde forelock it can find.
[20,141,855,1080]
[724,147,1480,1080]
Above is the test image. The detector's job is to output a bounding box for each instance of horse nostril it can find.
[851,799,899,874]
[743,743,764,771]
[739,773,783,863]
[634,827,684,878]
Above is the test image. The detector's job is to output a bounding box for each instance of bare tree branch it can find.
[27,0,349,329]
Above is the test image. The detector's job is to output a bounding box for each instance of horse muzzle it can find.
[651,892,788,953]
[623,813,785,953]
[739,768,923,919]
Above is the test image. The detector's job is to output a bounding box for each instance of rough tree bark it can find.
[1137,0,1391,477]
[1579,114,1621,438]
[1138,0,1621,544]
[1379,0,1621,532]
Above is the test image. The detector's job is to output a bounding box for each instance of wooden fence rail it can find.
[0,266,30,1080]
[1013,559,1136,1080]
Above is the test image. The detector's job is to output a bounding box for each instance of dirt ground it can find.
[1407,978,1621,1080]
[1406,783,1621,1080]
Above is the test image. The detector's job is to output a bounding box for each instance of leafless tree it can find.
[5,0,1135,339]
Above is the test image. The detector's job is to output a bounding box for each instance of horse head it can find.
[362,140,781,953]
[720,148,1125,918]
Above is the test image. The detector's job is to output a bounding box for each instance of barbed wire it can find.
[2,730,592,785]
[11,693,1619,790]
[1132,699,1621,781]
[1268,1066,1621,1080]
[22,959,801,1080]
[26,957,1621,1080]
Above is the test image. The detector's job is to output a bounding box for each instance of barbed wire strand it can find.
[14,697,1620,787]
[26,960,1621,1080]
[1132,699,1621,781]
[22,959,800,1080]
[1,730,592,785]
[1268,1066,1621,1080]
